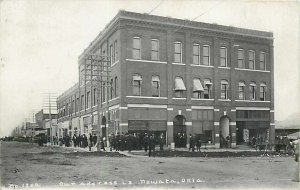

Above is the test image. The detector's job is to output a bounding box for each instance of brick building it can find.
[57,10,274,148]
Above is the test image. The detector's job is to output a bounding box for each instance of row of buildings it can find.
[55,10,275,148]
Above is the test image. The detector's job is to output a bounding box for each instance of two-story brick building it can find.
[57,10,274,148]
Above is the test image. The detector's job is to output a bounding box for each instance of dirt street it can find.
[0,142,299,189]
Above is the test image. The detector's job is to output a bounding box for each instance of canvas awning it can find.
[193,79,204,91]
[175,78,186,91]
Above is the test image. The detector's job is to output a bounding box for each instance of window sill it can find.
[172,97,186,100]
[191,64,213,68]
[235,100,270,103]
[234,68,270,73]
[218,99,231,102]
[191,98,214,101]
[126,96,167,99]
[172,62,185,65]
[126,59,167,64]
[218,66,230,69]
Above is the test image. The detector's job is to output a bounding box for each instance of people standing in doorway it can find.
[226,135,231,148]
[148,135,156,157]
[196,137,202,152]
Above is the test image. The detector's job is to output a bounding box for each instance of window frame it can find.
[192,44,200,65]
[133,74,142,96]
[151,39,159,61]
[220,80,229,99]
[238,81,246,100]
[174,41,182,63]
[260,83,266,101]
[151,75,160,97]
[220,47,227,67]
[249,82,257,101]
[132,37,141,60]
[203,79,212,99]
[259,52,266,71]
[193,78,202,99]
[237,49,245,69]
[202,45,210,66]
[249,50,255,70]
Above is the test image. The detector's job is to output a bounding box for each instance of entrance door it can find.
[220,116,230,148]
[173,115,187,148]
[101,116,107,139]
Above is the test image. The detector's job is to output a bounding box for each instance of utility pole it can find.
[83,53,111,151]
[42,93,57,145]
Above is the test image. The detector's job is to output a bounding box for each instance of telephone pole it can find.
[82,53,111,151]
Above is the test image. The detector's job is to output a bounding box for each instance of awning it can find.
[133,75,142,81]
[250,82,256,86]
[193,79,204,91]
[260,83,266,87]
[239,82,246,86]
[204,80,213,86]
[152,76,160,82]
[221,80,229,85]
[175,77,186,91]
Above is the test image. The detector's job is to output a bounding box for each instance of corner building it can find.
[57,11,275,148]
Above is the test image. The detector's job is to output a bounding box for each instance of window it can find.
[114,40,118,62]
[81,95,84,110]
[174,77,186,98]
[132,37,141,60]
[151,39,159,61]
[238,81,246,100]
[203,45,210,65]
[220,80,229,99]
[220,47,227,67]
[93,88,97,106]
[238,49,244,68]
[193,44,200,65]
[249,82,256,100]
[110,78,114,99]
[259,52,266,70]
[260,83,266,101]
[110,44,114,64]
[86,91,90,108]
[193,78,204,99]
[151,76,160,97]
[114,77,118,97]
[249,50,255,70]
[102,83,106,103]
[174,42,182,63]
[133,74,142,96]
[72,100,75,114]
[204,79,212,99]
[76,97,79,112]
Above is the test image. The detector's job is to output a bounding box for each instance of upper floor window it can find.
[114,76,118,97]
[86,91,90,109]
[238,81,246,100]
[133,74,142,96]
[204,79,212,99]
[151,76,160,97]
[174,42,182,63]
[220,80,229,99]
[110,78,114,100]
[203,45,210,66]
[132,37,141,60]
[110,44,114,64]
[193,78,204,99]
[174,77,186,98]
[81,95,84,110]
[249,82,256,100]
[193,44,200,65]
[151,39,159,61]
[238,49,245,69]
[259,52,266,70]
[249,50,255,70]
[260,82,267,101]
[220,47,227,67]
[102,83,106,103]
[114,40,118,62]
[93,88,97,106]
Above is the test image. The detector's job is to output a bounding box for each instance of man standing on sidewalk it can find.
[148,135,155,157]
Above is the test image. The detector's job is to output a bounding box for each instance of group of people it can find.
[189,134,202,152]
[108,132,165,156]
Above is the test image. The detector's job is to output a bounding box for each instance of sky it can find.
[0,0,299,136]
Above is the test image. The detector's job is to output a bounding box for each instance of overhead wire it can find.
[148,0,165,14]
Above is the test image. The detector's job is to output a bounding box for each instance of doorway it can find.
[173,115,187,148]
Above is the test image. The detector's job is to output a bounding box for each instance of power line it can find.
[172,0,224,34]
[148,0,165,14]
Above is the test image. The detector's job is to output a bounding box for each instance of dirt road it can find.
[0,141,298,189]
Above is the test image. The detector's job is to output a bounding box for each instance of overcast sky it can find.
[0,0,299,136]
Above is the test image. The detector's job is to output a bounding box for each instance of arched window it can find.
[151,75,160,97]
[174,77,186,98]
[238,81,246,100]
[249,82,257,100]
[133,74,142,96]
[260,82,267,101]
[220,80,229,99]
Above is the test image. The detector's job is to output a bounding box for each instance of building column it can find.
[167,121,173,146]
[230,122,237,148]
[185,121,192,148]
[214,122,220,148]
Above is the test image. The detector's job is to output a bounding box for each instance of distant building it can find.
[57,10,274,148]
[35,109,57,137]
